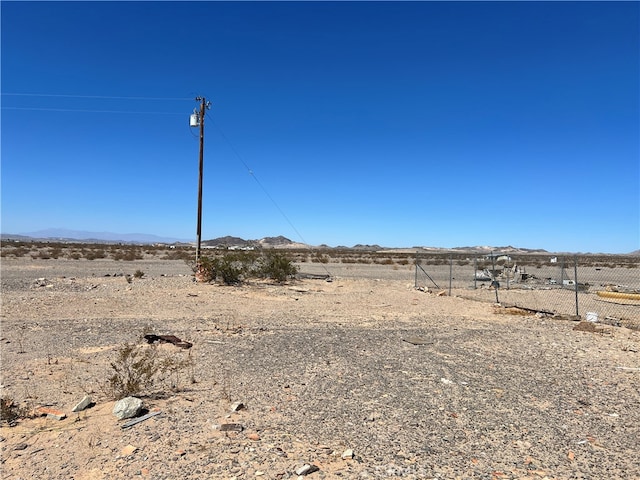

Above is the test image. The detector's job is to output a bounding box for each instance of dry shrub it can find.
[107,343,159,399]
[0,397,30,426]
[106,341,196,400]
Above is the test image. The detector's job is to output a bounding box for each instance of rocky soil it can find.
[1,257,639,479]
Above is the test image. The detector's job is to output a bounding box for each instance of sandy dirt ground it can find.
[1,257,639,479]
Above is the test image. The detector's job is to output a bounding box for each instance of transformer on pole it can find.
[190,96,211,272]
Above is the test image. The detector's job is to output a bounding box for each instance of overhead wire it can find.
[2,106,184,115]
[205,110,332,278]
[2,93,192,101]
[2,92,193,115]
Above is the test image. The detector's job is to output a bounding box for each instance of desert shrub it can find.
[0,397,30,426]
[164,249,193,261]
[311,252,329,264]
[196,251,297,285]
[158,352,196,391]
[217,251,257,284]
[85,249,106,260]
[113,247,143,261]
[196,251,257,285]
[14,246,31,257]
[106,339,197,399]
[257,252,298,282]
[133,269,144,279]
[374,258,394,265]
[107,343,159,399]
[35,250,51,260]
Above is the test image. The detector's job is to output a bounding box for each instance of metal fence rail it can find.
[415,253,640,326]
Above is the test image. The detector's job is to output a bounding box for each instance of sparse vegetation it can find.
[0,396,30,426]
[195,250,297,285]
[105,332,198,400]
[257,251,298,282]
[107,343,159,399]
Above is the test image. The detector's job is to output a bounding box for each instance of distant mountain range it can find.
[1,229,638,255]
[4,229,190,245]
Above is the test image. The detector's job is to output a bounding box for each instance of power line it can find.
[2,106,184,115]
[205,111,332,276]
[1,93,192,101]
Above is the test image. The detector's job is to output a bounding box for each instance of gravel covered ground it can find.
[1,257,639,479]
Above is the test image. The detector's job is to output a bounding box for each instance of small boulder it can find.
[72,395,92,413]
[295,464,319,476]
[341,449,354,460]
[113,397,143,420]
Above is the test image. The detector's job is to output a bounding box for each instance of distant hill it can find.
[1,229,635,255]
[202,236,253,247]
[203,235,307,249]
[5,229,190,244]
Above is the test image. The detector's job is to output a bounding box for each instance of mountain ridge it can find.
[1,229,637,255]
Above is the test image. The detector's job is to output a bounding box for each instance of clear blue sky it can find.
[2,1,638,253]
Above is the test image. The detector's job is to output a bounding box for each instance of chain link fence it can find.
[415,252,640,328]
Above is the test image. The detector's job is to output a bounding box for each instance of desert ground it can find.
[1,253,639,479]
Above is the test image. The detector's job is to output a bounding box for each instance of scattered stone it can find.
[440,378,454,385]
[295,464,319,476]
[341,449,354,459]
[269,447,287,457]
[220,423,244,432]
[14,443,28,451]
[247,432,261,441]
[112,397,143,420]
[36,406,66,420]
[121,444,137,456]
[230,401,245,412]
[71,395,92,412]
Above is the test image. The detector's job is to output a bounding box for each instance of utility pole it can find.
[191,96,211,269]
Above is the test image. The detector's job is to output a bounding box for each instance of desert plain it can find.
[1,251,639,479]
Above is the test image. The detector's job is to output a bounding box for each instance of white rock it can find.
[295,464,319,476]
[72,395,92,412]
[341,449,354,459]
[112,397,143,419]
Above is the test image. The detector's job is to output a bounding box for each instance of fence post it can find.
[473,255,477,289]
[574,255,579,317]
[449,254,453,296]
[414,251,419,288]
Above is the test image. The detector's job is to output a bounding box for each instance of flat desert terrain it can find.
[1,257,639,479]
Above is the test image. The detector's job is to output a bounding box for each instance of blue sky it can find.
[2,1,638,253]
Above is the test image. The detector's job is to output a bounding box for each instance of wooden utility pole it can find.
[194,96,210,268]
